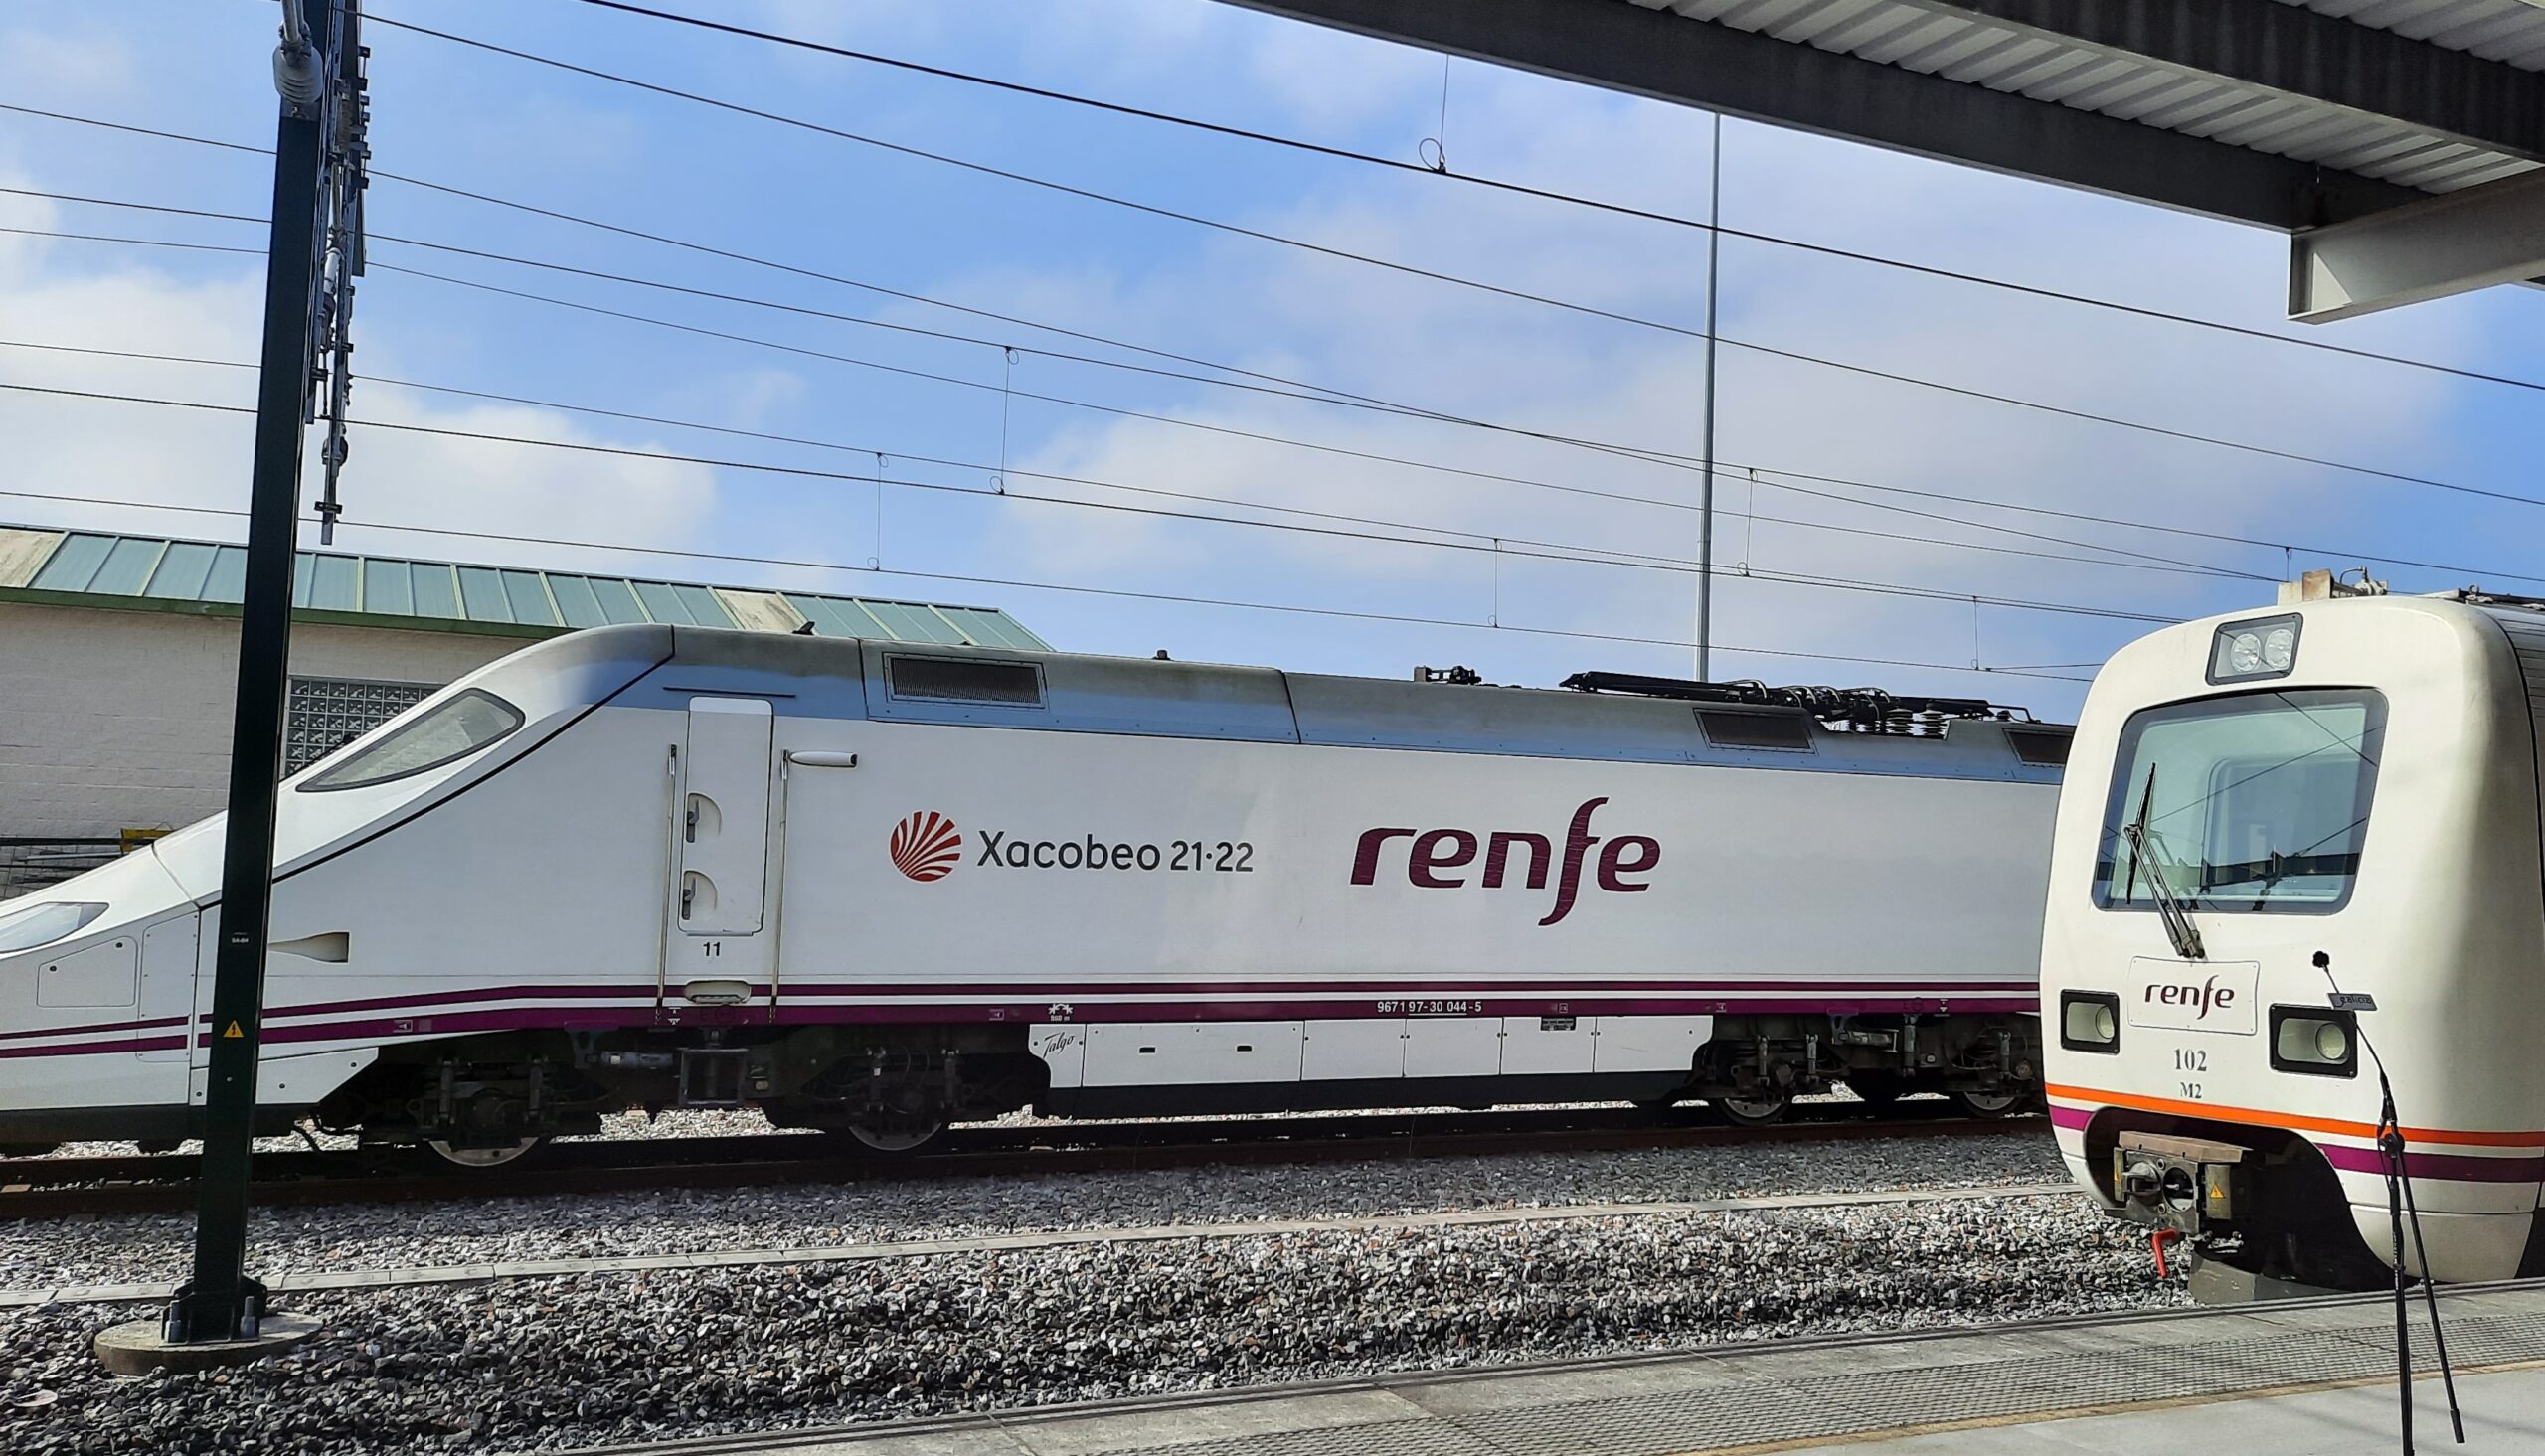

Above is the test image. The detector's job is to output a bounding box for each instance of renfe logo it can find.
[889,811,963,882]
[2127,960,2260,1036]
[1350,796,1659,926]
[2146,976,2238,1021]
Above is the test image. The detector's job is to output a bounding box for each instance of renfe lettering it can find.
[1350,797,1661,926]
[2145,975,2239,1021]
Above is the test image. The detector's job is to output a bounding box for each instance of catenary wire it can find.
[0,210,2254,580]
[358,249,2262,580]
[337,417,2177,625]
[344,26,2545,509]
[0,335,2249,584]
[355,12,2545,508]
[362,15,1743,346]
[558,1,2545,400]
[0,484,2100,686]
[11,172,2536,534]
[0,119,2496,585]
[13,215,2540,592]
[0,376,2176,626]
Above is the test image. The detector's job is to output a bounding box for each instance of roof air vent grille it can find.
[1694,707,1814,751]
[886,655,1045,707]
[2005,725,2074,767]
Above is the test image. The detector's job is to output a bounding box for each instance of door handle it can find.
[785,750,859,768]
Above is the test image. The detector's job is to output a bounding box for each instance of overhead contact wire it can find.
[397,14,2545,399]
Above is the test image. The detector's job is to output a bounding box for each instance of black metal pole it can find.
[2380,1083,2415,1455]
[163,0,334,1345]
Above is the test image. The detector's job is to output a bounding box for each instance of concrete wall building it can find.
[0,523,1046,896]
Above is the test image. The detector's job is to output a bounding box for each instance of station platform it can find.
[598,1280,2545,1456]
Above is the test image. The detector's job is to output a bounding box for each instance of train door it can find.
[136,913,198,1067]
[662,698,777,1017]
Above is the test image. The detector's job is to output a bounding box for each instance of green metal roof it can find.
[0,524,1051,650]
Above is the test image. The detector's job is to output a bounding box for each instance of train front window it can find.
[299,689,524,792]
[0,900,105,954]
[2093,689,2384,914]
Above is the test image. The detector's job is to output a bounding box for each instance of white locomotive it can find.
[0,626,2063,1164]
[2045,576,2545,1289]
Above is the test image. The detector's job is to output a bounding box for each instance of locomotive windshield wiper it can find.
[2122,764,2206,961]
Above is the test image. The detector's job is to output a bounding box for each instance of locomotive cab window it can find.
[0,900,106,954]
[2092,689,2383,914]
[299,689,525,792]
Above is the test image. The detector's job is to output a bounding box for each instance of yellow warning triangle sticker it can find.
[221,1022,245,1039]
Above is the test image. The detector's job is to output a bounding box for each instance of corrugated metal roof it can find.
[1638,0,2544,195]
[2303,0,2545,70]
[0,524,1051,650]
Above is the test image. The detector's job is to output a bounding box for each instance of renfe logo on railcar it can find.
[2126,961,2260,1035]
[1350,795,1660,927]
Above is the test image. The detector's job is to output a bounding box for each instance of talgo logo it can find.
[889,811,963,882]
[1350,796,1659,927]
[2145,975,2238,1021]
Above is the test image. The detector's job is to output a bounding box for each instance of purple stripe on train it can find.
[2,992,2036,1057]
[2044,1103,2540,1183]
[255,977,2035,1024]
[2317,1141,2545,1185]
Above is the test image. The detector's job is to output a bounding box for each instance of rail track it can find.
[0,1100,2042,1217]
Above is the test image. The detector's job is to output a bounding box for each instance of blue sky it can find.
[3,0,2541,721]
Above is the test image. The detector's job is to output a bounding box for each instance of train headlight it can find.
[2269,1006,2358,1078]
[2208,613,2301,684]
[2061,990,2121,1052]
[2262,624,2298,672]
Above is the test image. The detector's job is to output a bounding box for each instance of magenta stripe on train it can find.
[2045,1103,2542,1183]
[0,992,2036,1056]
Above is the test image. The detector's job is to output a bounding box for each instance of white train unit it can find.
[0,626,2065,1163]
[2045,580,2545,1290]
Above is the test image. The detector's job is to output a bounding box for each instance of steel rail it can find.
[0,1103,2040,1216]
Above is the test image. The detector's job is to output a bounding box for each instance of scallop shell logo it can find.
[890,811,962,883]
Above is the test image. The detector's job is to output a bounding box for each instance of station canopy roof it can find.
[1228,0,2545,316]
[0,522,1050,651]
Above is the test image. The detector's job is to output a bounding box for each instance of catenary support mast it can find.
[1693,111,1723,682]
[163,0,368,1346]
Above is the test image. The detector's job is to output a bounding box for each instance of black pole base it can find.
[162,1275,269,1344]
[96,1316,319,1377]
[97,1279,316,1376]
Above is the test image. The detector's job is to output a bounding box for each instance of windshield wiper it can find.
[2121,763,2206,961]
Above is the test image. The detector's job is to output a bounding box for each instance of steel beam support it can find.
[1892,0,2545,165]
[1216,0,2424,228]
[2290,166,2545,321]
[162,0,338,1346]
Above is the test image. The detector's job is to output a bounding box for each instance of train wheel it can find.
[1947,1089,2026,1119]
[423,1136,548,1170]
[831,1118,946,1157]
[1711,1092,1790,1127]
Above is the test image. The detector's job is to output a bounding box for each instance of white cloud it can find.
[916,91,2490,711]
[0,179,723,569]
[0,25,136,99]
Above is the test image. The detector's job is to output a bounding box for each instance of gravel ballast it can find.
[1,1193,2172,1455]
[3,1130,2068,1289]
